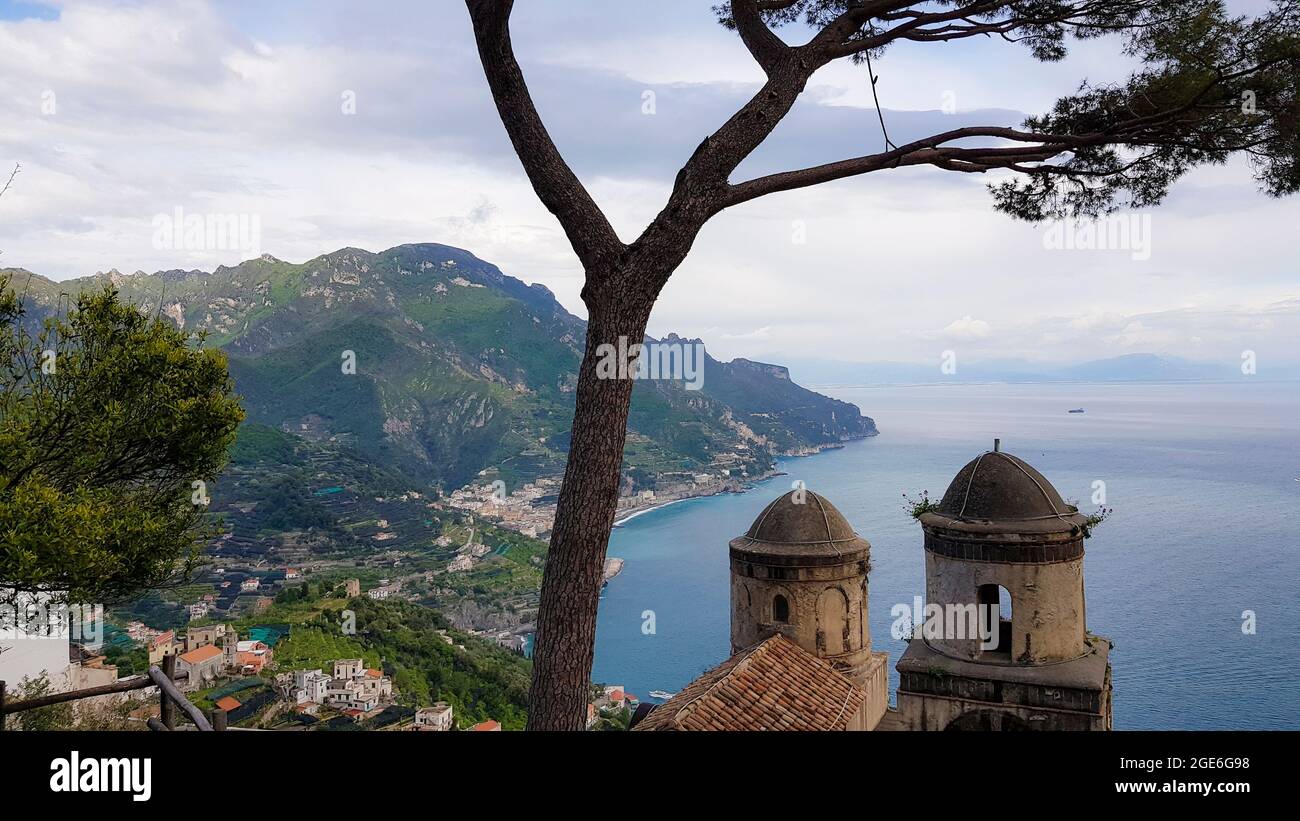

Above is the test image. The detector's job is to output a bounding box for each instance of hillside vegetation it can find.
[7,243,875,494]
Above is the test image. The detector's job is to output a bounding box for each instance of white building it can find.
[414,702,454,731]
[0,593,89,696]
[0,624,71,694]
[292,669,330,704]
[334,659,363,679]
[327,681,379,713]
[324,659,393,711]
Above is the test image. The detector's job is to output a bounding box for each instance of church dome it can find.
[925,450,1087,532]
[729,490,870,564]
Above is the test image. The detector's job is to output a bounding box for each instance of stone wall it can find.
[730,556,872,663]
[924,549,1087,664]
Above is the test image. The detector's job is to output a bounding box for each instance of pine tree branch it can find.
[464,0,624,280]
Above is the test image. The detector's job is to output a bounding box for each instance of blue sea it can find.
[591,381,1300,729]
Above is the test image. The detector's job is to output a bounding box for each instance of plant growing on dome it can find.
[904,490,940,520]
[1080,506,1113,539]
[1066,499,1112,537]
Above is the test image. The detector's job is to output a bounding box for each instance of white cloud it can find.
[940,316,992,340]
[1,0,1297,369]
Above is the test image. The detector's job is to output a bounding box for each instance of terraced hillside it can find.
[6,243,876,494]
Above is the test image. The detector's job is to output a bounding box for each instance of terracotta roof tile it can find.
[179,644,223,664]
[632,634,864,732]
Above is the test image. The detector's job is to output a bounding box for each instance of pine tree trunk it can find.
[525,292,652,731]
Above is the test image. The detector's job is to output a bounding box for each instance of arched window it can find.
[773,594,790,623]
[977,583,1013,658]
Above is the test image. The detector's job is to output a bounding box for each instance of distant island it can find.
[777,352,1300,385]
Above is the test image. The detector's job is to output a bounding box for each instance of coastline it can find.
[609,435,873,527]
[612,496,700,527]
[444,435,878,636]
[610,470,776,527]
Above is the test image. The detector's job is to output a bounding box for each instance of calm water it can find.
[592,381,1300,729]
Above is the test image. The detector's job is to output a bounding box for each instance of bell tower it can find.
[729,489,889,730]
[895,448,1113,730]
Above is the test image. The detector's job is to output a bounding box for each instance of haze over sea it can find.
[592,381,1300,729]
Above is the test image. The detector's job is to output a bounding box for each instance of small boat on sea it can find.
[1068,408,1085,413]
[648,690,675,701]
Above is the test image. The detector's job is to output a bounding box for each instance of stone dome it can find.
[729,490,870,564]
[925,450,1087,533]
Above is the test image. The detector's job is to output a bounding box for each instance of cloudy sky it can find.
[1,0,1297,370]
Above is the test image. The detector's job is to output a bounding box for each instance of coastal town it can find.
[201,460,791,647]
[443,465,767,535]
[9,608,640,732]
[0,411,853,735]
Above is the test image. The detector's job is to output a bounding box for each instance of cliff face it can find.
[6,244,876,491]
[699,355,878,453]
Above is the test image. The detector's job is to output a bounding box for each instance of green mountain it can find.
[6,243,876,493]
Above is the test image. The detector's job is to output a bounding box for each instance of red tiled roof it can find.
[215,696,241,711]
[632,634,865,732]
[471,720,501,731]
[179,644,223,664]
[365,669,382,678]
